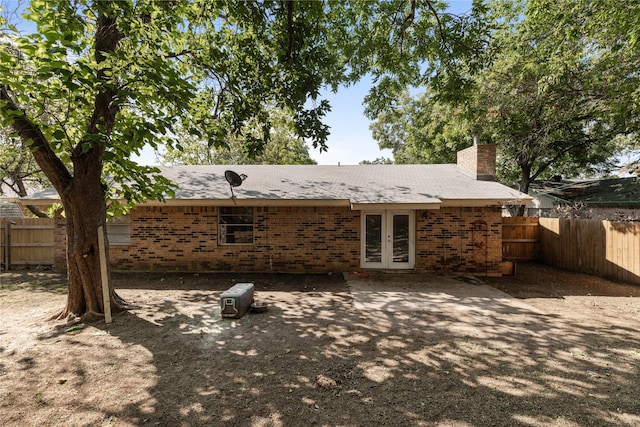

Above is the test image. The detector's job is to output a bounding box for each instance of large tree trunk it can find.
[1,88,128,322]
[56,176,128,322]
[514,164,533,217]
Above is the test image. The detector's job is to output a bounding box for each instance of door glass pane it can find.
[392,214,409,263]
[365,214,382,263]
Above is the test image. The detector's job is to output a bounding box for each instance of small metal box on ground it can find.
[220,282,254,318]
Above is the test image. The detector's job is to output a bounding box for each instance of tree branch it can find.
[85,14,123,141]
[285,0,294,65]
[165,49,191,59]
[424,0,451,55]
[0,85,72,192]
[529,137,595,182]
[398,0,416,55]
[25,204,48,218]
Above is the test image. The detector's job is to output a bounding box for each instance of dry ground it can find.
[1,263,640,427]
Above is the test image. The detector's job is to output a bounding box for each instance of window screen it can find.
[219,207,254,244]
[107,216,131,245]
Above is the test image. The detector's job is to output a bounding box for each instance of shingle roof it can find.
[0,201,24,218]
[156,164,530,207]
[22,164,531,208]
[530,177,640,206]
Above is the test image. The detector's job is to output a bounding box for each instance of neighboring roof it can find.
[19,187,59,201]
[530,177,640,207]
[23,164,531,209]
[0,182,48,199]
[0,201,24,218]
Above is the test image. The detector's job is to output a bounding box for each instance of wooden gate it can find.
[502,217,539,261]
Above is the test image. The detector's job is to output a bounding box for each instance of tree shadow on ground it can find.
[3,270,639,426]
[0,270,68,294]
[84,277,640,426]
[485,261,640,298]
[112,271,347,292]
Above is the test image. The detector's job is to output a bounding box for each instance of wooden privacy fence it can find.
[539,217,640,285]
[1,218,55,270]
[502,216,539,261]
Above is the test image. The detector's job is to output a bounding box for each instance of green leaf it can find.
[52,129,66,140]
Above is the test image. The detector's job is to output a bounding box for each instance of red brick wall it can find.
[416,206,503,276]
[54,204,503,275]
[109,205,361,273]
[53,217,67,271]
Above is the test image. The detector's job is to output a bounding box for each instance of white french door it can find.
[361,211,415,269]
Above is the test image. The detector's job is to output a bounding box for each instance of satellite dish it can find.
[225,170,246,187]
[224,170,247,198]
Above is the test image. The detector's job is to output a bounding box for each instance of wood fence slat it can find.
[10,261,54,265]
[632,224,638,282]
[538,217,640,285]
[502,217,539,261]
[605,221,613,279]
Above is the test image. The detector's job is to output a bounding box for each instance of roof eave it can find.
[440,197,533,207]
[350,202,442,210]
[140,198,352,207]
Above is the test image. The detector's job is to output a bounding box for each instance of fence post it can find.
[4,222,12,271]
[2,222,6,271]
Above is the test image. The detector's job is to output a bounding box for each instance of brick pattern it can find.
[416,206,503,276]
[53,217,67,271]
[109,205,361,273]
[54,205,503,275]
[456,144,496,181]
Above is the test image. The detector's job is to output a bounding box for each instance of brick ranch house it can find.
[25,144,530,276]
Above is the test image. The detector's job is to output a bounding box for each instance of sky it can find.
[307,78,392,166]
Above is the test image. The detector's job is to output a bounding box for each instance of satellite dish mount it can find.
[224,170,247,198]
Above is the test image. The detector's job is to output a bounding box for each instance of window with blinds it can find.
[107,216,131,245]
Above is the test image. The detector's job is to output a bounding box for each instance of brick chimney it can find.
[456,144,496,181]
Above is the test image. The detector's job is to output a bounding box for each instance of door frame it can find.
[360,210,415,269]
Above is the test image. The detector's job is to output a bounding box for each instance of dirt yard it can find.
[1,263,639,427]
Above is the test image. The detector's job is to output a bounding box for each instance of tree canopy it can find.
[371,0,640,203]
[161,110,317,166]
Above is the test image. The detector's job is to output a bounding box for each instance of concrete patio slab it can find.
[345,272,544,314]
